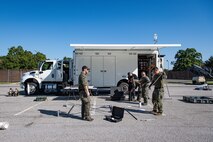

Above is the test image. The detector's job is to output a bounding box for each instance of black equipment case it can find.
[105,106,124,122]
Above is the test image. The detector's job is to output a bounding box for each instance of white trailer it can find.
[71,44,181,92]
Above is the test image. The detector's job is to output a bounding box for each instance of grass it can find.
[0,82,19,84]
[166,79,213,85]
[187,81,213,85]
[207,81,213,85]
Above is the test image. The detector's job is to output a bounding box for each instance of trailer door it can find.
[103,56,116,86]
[91,56,115,87]
[91,56,104,86]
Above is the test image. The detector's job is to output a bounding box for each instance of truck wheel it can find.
[118,82,129,94]
[192,81,196,85]
[25,82,38,95]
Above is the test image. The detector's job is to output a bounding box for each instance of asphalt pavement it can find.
[0,83,213,142]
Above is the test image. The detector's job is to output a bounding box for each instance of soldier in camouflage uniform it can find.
[149,67,167,115]
[139,72,150,105]
[78,66,94,121]
[128,73,136,101]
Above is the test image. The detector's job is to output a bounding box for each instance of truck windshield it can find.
[42,62,53,71]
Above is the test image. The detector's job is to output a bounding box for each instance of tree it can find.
[0,46,46,69]
[204,56,213,68]
[2,46,25,69]
[33,52,46,68]
[173,48,202,71]
[63,56,72,61]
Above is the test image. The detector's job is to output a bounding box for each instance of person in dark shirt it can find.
[78,66,94,121]
[128,73,136,101]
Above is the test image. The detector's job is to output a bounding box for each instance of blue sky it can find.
[0,0,212,69]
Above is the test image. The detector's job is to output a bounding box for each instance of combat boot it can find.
[151,110,158,115]
[85,117,94,121]
[155,112,163,116]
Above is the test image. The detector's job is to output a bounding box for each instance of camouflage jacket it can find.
[78,72,88,92]
[151,72,167,89]
[140,76,150,89]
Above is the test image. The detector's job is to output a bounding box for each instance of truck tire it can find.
[25,82,38,95]
[118,82,129,95]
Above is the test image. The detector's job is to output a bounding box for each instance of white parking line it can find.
[14,102,43,116]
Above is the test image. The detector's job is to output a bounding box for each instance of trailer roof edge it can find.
[70,44,181,50]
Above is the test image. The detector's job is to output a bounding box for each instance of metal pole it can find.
[124,109,137,120]
[166,60,169,70]
[154,34,171,98]
[157,51,171,98]
[7,69,9,83]
[20,69,22,81]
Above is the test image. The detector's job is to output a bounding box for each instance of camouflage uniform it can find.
[139,76,150,104]
[78,72,91,120]
[151,72,167,113]
[128,76,136,101]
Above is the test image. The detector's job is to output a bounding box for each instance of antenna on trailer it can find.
[153,33,158,44]
[153,33,171,98]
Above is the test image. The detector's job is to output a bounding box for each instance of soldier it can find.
[8,88,14,96]
[78,65,94,121]
[149,67,167,115]
[128,73,135,101]
[139,72,150,105]
[14,88,19,96]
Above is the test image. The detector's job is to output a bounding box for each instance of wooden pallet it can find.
[183,96,213,104]
[34,96,47,101]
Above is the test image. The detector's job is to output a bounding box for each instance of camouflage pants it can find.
[138,88,149,103]
[129,89,135,101]
[80,92,91,119]
[152,88,164,113]
[142,88,149,103]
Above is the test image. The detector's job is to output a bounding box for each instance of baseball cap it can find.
[82,65,90,71]
[154,67,159,70]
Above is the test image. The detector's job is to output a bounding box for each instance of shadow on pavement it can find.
[38,109,59,117]
[124,108,152,114]
[52,96,80,101]
[38,109,82,120]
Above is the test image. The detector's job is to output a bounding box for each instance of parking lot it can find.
[0,83,213,142]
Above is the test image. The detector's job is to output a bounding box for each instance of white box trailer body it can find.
[71,44,181,88]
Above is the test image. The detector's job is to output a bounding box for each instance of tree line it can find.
[0,46,212,71]
[0,46,46,69]
[172,48,212,71]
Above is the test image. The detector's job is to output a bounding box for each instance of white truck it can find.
[20,44,181,95]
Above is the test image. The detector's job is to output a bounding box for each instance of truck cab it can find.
[20,59,72,95]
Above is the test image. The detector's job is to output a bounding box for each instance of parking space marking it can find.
[14,102,43,116]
